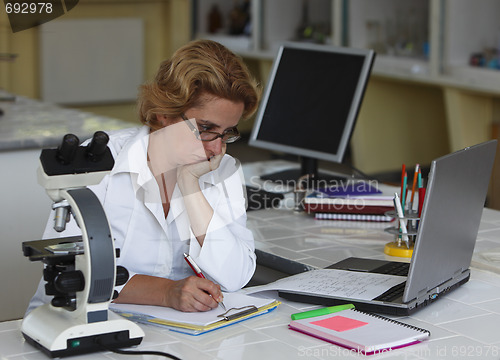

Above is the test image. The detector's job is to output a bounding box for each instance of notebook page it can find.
[244,269,405,300]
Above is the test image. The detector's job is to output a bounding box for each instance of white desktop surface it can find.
[3,207,500,359]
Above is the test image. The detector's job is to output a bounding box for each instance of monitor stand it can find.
[259,157,348,189]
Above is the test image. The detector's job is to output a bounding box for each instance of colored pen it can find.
[401,172,407,211]
[184,252,205,278]
[400,164,406,202]
[417,169,424,217]
[410,164,419,208]
[291,304,355,321]
[418,187,426,218]
[394,193,409,248]
[183,253,226,311]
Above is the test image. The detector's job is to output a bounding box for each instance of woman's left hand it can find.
[176,144,226,244]
[178,144,226,181]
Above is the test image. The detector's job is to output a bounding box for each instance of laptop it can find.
[279,140,497,315]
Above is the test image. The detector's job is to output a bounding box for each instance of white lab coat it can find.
[26,126,256,314]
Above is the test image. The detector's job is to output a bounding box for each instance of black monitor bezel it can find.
[249,42,375,166]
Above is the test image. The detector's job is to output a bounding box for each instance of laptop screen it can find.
[403,140,497,302]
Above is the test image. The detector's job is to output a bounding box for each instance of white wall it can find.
[0,149,51,321]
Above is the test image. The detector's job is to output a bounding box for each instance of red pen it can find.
[183,252,205,278]
[183,253,226,310]
[418,187,426,217]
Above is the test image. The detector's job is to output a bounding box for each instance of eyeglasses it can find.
[181,114,241,144]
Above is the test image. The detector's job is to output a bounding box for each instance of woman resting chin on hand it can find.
[25,39,260,316]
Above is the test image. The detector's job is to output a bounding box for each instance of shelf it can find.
[191,0,500,96]
[196,33,254,53]
[190,0,500,177]
[372,55,430,77]
[347,0,430,60]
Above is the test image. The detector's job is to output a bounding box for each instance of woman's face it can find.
[151,94,244,171]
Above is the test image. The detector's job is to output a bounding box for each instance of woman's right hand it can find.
[113,274,223,312]
[163,276,223,312]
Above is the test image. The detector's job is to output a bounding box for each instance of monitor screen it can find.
[249,42,375,184]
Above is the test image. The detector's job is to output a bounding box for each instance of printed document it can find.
[244,269,405,300]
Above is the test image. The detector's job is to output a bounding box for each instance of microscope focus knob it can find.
[51,296,75,308]
[115,266,129,286]
[54,270,85,294]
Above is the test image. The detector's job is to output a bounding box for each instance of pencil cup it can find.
[293,174,310,213]
[383,209,420,258]
[293,188,306,212]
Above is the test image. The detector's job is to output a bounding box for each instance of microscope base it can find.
[23,329,142,358]
[22,305,144,358]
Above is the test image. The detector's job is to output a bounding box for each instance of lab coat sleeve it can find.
[189,158,256,292]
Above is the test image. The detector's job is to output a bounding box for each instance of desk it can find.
[2,208,500,359]
[0,91,131,151]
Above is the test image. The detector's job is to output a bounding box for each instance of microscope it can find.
[21,132,144,358]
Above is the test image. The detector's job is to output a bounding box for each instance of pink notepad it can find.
[311,315,368,332]
[289,309,430,355]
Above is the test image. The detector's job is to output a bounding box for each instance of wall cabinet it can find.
[192,0,336,58]
[192,0,500,175]
[193,0,500,89]
[442,0,500,93]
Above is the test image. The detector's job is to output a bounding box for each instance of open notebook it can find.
[110,292,280,335]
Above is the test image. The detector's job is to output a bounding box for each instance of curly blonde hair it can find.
[138,39,261,131]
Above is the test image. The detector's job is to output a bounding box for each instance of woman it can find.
[27,39,260,314]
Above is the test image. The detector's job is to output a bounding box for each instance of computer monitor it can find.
[249,42,375,186]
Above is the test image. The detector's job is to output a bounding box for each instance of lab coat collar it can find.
[110,125,228,189]
[110,125,153,187]
[109,125,225,228]
[110,126,222,190]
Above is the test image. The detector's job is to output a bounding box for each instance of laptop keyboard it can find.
[370,262,409,302]
[373,281,406,302]
[372,261,410,276]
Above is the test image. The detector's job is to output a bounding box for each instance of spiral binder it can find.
[352,309,431,336]
[289,307,431,354]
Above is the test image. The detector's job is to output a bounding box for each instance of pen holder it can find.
[293,188,307,212]
[383,209,420,258]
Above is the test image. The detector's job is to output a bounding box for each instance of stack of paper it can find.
[304,182,396,216]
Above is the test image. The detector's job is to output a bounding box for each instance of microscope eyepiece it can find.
[86,131,109,162]
[40,131,114,177]
[56,134,80,165]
